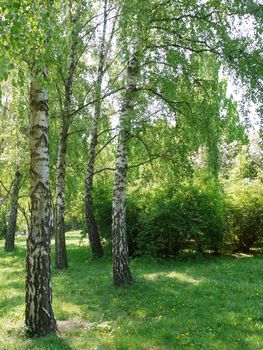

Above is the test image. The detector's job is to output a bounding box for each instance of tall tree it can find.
[25,76,56,335]
[54,2,78,269]
[110,0,262,285]
[53,0,101,266]
[112,54,138,285]
[3,0,60,335]
[84,0,120,258]
[0,73,29,249]
[84,0,109,259]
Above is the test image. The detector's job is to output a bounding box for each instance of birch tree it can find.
[84,0,119,258]
[25,75,56,335]
[110,0,262,285]
[0,76,28,250]
[54,0,96,268]
[0,0,59,335]
[84,0,109,259]
[4,169,22,252]
[112,55,138,285]
[54,2,78,269]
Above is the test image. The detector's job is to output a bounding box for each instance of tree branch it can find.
[69,86,124,118]
[0,180,15,209]
[128,154,163,169]
[94,166,116,175]
[18,204,30,233]
[95,134,117,157]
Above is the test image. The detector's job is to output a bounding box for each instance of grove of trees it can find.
[0,0,262,337]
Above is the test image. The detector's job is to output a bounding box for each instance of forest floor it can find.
[0,231,263,350]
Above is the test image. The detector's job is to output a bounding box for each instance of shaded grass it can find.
[0,231,263,349]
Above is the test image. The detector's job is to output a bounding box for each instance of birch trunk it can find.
[85,109,104,258]
[84,0,108,258]
[54,27,75,268]
[55,121,69,269]
[4,170,22,252]
[25,78,56,335]
[112,56,137,286]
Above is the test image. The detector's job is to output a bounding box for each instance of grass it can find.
[0,231,263,349]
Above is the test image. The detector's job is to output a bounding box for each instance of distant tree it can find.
[84,0,110,259]
[110,0,262,285]
[0,0,58,335]
[4,170,22,252]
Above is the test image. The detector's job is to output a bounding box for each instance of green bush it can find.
[93,183,226,258]
[226,179,263,253]
[137,200,184,257]
[93,185,112,240]
[137,185,226,257]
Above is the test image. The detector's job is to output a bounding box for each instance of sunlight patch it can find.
[232,253,254,259]
[166,272,202,284]
[56,302,83,319]
[2,288,22,299]
[57,320,90,333]
[143,272,202,285]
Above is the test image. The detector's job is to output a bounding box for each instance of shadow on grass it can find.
[1,233,263,349]
[0,295,24,317]
[18,333,73,350]
[52,240,263,349]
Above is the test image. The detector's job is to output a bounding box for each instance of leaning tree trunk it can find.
[25,78,56,336]
[85,0,108,258]
[4,170,22,252]
[112,56,137,286]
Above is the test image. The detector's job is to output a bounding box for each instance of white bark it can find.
[25,78,56,335]
[85,0,109,258]
[112,56,138,286]
[55,14,76,268]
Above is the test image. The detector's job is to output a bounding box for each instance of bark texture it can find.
[55,121,69,269]
[112,56,137,286]
[84,0,108,258]
[25,79,56,336]
[54,26,76,269]
[85,112,104,258]
[4,170,22,252]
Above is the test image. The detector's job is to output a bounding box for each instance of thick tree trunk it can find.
[112,56,137,286]
[84,0,108,258]
[4,170,22,252]
[25,79,56,336]
[55,122,69,269]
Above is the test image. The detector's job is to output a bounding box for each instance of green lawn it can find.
[0,231,263,350]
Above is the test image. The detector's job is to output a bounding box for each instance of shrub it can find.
[226,179,263,253]
[93,185,112,240]
[93,182,227,258]
[137,185,226,257]
[137,200,185,257]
